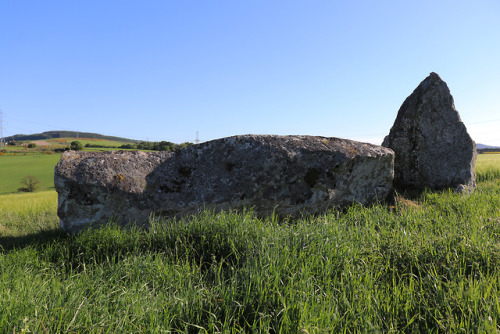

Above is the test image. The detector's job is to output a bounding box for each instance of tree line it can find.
[83,141,194,151]
[2,140,194,153]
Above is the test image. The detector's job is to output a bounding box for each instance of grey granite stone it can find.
[382,72,476,191]
[55,135,394,233]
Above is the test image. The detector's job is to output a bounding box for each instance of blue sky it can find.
[1,1,499,145]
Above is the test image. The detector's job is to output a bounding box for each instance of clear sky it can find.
[1,1,499,146]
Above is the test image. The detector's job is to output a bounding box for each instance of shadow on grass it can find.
[0,228,68,252]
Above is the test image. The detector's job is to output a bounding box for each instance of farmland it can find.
[0,154,499,332]
[0,137,137,194]
[0,154,62,193]
[43,137,135,150]
[4,137,134,152]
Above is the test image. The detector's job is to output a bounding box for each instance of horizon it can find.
[1,1,499,146]
[3,130,500,149]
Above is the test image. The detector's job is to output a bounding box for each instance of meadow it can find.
[0,154,499,332]
[476,153,500,182]
[0,154,62,194]
[26,137,135,149]
[42,138,137,152]
[0,138,135,194]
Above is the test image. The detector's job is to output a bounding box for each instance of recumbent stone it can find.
[55,135,394,233]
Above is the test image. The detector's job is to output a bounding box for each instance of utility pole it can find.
[0,111,4,150]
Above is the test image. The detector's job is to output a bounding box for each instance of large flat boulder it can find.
[382,72,476,191]
[55,135,394,233]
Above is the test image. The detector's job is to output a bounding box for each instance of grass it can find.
[477,153,500,182]
[0,154,62,194]
[0,154,498,332]
[44,137,134,147]
[0,140,137,194]
[3,137,134,154]
[0,191,60,249]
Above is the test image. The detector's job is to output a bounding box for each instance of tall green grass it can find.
[476,153,500,182]
[0,153,498,332]
[0,191,60,250]
[1,179,500,332]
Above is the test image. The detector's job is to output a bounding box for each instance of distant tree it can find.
[70,141,83,151]
[119,143,136,149]
[137,142,153,150]
[158,141,175,151]
[7,139,16,146]
[176,142,194,150]
[18,175,40,192]
[27,143,37,148]
[133,140,196,152]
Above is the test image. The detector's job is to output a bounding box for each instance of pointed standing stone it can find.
[382,72,476,191]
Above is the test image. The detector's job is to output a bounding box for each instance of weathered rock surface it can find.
[382,72,476,191]
[55,135,394,233]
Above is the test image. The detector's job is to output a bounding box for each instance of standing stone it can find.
[382,72,476,191]
[55,135,394,233]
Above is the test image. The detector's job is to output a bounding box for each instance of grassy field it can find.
[477,153,500,181]
[43,137,134,147]
[0,155,499,332]
[0,191,59,245]
[0,154,62,194]
[0,139,136,194]
[4,138,135,154]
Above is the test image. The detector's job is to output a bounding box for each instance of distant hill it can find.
[4,131,139,143]
[477,143,500,154]
[477,143,500,150]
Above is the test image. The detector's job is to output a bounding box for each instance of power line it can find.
[467,118,500,125]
